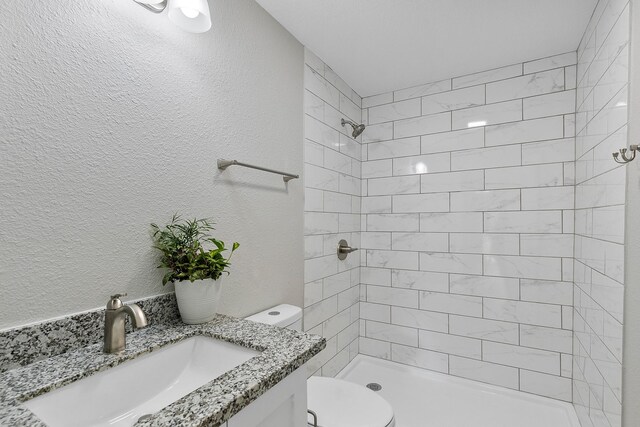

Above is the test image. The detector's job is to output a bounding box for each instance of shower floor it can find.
[336,355,580,427]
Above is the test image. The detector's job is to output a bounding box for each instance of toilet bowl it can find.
[246,305,396,427]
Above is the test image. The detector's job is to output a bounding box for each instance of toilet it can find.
[247,305,396,427]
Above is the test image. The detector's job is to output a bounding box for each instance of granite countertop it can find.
[0,315,325,427]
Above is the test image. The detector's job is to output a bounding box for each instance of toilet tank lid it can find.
[245,304,302,327]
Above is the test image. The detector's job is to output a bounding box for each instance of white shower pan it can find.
[337,355,580,427]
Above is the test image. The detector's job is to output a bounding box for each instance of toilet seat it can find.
[307,377,395,427]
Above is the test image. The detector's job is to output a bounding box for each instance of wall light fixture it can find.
[134,0,212,33]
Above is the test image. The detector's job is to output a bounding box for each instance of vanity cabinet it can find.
[225,366,307,427]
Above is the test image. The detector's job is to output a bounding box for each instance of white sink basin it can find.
[23,336,260,427]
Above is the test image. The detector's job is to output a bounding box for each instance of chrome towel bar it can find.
[217,159,299,182]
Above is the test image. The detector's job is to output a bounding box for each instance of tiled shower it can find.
[303,1,629,426]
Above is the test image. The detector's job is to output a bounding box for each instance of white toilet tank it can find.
[246,304,303,332]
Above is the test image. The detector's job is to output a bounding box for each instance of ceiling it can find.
[255,0,598,97]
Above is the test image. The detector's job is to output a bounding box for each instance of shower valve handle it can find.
[337,240,358,260]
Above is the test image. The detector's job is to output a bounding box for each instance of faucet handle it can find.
[107,293,128,310]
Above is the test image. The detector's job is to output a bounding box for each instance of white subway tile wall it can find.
[359,51,578,403]
[303,49,362,377]
[574,1,628,427]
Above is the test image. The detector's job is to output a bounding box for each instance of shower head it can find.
[341,118,366,138]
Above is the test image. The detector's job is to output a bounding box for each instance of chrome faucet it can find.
[103,294,148,354]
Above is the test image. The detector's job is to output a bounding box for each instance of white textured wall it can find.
[573,1,629,426]
[0,0,304,329]
[358,53,577,401]
[302,49,362,377]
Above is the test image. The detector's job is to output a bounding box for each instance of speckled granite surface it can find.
[0,314,325,426]
[0,293,180,373]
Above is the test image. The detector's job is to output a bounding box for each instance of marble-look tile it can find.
[324,191,352,213]
[520,370,572,402]
[305,65,340,108]
[449,233,519,255]
[520,234,574,257]
[392,193,449,213]
[485,115,564,147]
[360,302,390,323]
[452,64,523,89]
[483,341,560,375]
[362,196,392,214]
[450,189,520,212]
[390,343,449,373]
[304,140,324,167]
[420,252,483,275]
[391,270,449,293]
[392,152,451,176]
[524,52,577,74]
[305,90,325,121]
[369,98,421,124]
[367,137,420,160]
[304,48,324,75]
[486,68,565,103]
[304,188,323,212]
[362,122,394,144]
[523,90,576,120]
[323,147,352,175]
[323,271,352,299]
[305,255,338,283]
[449,274,519,299]
[484,211,563,234]
[421,170,485,193]
[449,315,519,345]
[421,128,484,154]
[484,255,562,281]
[304,212,339,235]
[361,267,392,286]
[521,186,574,210]
[339,93,362,124]
[452,99,522,130]
[522,138,575,165]
[421,85,485,115]
[363,92,393,109]
[391,307,448,333]
[367,213,420,232]
[367,250,419,270]
[391,230,449,252]
[360,232,392,250]
[449,356,519,389]
[366,320,418,346]
[520,279,573,305]
[362,159,392,179]
[394,79,452,102]
[483,298,562,328]
[367,285,418,308]
[394,111,451,138]
[305,115,340,148]
[420,212,483,233]
[419,329,481,359]
[485,163,564,189]
[359,337,391,359]
[451,144,521,171]
[368,175,421,196]
[419,292,482,317]
[520,324,572,353]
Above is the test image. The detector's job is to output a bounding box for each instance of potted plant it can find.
[151,215,239,324]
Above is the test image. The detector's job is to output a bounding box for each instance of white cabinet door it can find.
[227,366,307,427]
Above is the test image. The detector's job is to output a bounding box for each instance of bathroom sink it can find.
[23,336,260,427]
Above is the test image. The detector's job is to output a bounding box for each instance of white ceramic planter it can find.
[174,278,222,324]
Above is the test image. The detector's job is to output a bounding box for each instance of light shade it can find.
[168,0,212,33]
